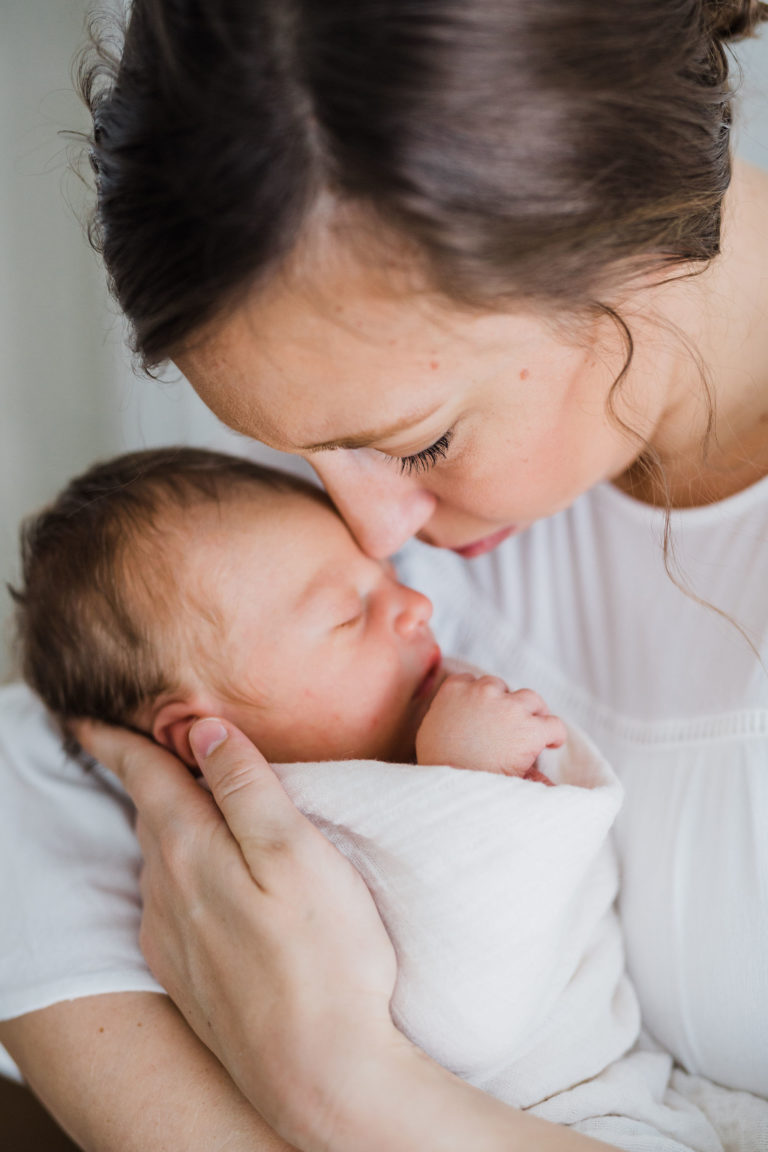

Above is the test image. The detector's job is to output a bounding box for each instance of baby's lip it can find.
[414,646,443,700]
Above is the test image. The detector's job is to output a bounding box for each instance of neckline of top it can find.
[596,470,768,527]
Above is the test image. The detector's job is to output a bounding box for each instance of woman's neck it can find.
[615,159,768,509]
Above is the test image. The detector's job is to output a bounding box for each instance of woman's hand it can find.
[75,718,401,1150]
[76,717,618,1152]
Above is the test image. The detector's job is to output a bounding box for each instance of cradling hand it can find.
[74,717,403,1151]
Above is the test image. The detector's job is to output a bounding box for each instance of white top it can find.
[272,737,752,1151]
[1,479,767,1096]
[397,478,768,1098]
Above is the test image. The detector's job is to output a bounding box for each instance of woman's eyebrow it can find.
[297,405,443,453]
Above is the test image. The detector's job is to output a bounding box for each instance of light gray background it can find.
[1,0,767,679]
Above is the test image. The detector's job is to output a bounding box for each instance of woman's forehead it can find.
[178,263,546,448]
[180,292,456,448]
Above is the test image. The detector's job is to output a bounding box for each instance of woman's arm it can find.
[0,993,297,1152]
[78,718,617,1152]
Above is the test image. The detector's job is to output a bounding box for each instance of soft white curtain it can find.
[1,0,767,680]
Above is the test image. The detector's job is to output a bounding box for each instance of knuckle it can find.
[244,829,294,861]
[242,808,308,870]
[212,755,263,804]
[513,688,545,710]
[478,675,506,693]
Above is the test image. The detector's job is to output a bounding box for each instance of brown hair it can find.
[10,447,324,727]
[78,0,767,369]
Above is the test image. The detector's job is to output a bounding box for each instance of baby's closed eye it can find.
[335,611,363,630]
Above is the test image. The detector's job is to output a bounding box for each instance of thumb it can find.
[73,716,204,820]
[188,718,305,860]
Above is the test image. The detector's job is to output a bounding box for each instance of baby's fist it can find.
[415,673,566,777]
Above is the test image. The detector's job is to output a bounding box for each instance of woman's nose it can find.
[310,449,437,559]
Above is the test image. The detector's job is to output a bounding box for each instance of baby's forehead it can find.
[167,482,350,579]
[161,479,330,532]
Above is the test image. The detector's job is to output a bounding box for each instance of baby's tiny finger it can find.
[509,688,550,714]
[474,674,509,695]
[544,716,568,748]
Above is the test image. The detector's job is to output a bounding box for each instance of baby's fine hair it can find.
[10,447,326,727]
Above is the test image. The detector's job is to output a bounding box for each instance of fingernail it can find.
[189,719,228,760]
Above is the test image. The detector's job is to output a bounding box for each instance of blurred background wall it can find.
[1,0,768,680]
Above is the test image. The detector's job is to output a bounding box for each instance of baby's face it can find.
[171,491,442,763]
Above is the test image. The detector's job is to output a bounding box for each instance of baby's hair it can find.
[9,447,327,730]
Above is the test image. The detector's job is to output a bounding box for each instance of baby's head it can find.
[12,448,441,765]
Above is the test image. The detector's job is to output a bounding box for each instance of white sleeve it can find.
[0,683,164,1023]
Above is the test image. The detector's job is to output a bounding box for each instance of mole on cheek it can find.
[519,368,530,381]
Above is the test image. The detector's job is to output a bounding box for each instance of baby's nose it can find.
[394,588,433,637]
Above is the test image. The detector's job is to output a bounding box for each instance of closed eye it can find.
[388,428,454,476]
[336,612,363,630]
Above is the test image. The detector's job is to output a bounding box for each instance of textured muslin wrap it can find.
[273,725,765,1151]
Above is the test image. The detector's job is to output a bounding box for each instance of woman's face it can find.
[178,245,664,559]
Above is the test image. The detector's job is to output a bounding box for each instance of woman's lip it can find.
[450,526,518,559]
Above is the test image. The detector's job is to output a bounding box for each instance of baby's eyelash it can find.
[337,612,363,630]
[393,429,455,476]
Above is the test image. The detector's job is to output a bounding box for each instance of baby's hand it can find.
[415,673,567,778]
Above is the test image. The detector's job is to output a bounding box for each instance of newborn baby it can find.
[13,447,740,1152]
[15,446,563,778]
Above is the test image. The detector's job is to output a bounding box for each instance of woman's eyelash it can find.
[394,429,455,476]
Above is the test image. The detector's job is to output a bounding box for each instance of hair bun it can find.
[706,0,768,41]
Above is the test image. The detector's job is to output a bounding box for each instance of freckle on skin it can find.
[519,368,530,381]
[98,1027,104,1034]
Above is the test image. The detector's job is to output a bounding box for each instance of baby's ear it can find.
[152,696,218,768]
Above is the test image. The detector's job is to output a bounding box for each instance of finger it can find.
[508,688,550,714]
[73,718,213,834]
[427,671,477,704]
[543,716,568,748]
[526,767,556,787]
[189,718,308,860]
[441,672,478,687]
[450,673,507,698]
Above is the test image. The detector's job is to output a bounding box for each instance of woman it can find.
[1,1,767,1149]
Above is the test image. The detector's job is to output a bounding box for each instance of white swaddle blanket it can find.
[273,725,765,1152]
